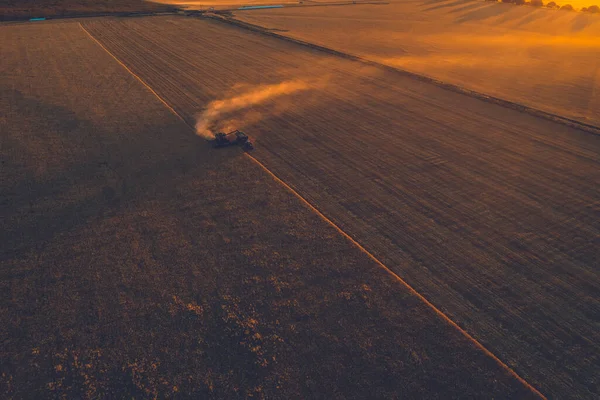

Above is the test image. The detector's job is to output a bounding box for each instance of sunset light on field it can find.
[237,0,600,125]
[3,0,599,398]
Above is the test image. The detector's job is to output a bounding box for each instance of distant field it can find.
[1,20,538,398]
[153,0,299,7]
[0,0,175,20]
[236,0,600,126]
[81,16,600,398]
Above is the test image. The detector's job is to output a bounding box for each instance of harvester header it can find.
[212,130,254,150]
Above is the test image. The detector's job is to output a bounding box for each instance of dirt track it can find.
[79,16,600,398]
[1,21,541,398]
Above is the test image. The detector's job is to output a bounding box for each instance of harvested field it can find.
[235,0,600,127]
[0,21,540,398]
[80,16,600,398]
[0,0,175,21]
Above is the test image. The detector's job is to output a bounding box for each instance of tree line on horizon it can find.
[486,0,600,12]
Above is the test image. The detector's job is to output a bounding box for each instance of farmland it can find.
[79,16,600,398]
[0,0,175,21]
[235,0,600,127]
[1,21,541,398]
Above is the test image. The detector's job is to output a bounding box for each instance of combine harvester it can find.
[212,130,254,150]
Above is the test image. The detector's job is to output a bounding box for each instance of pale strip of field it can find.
[82,16,600,398]
[235,0,600,126]
[1,21,536,398]
[155,0,296,5]
[152,0,360,6]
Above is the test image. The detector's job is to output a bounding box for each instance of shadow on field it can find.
[418,0,513,23]
[447,1,490,14]
[512,10,547,27]
[571,13,595,32]
[1,87,233,262]
[452,2,513,23]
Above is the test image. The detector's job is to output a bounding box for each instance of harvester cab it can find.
[212,130,254,150]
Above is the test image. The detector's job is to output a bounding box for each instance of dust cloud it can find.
[195,80,312,139]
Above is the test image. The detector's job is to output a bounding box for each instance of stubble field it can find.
[1,21,541,398]
[79,16,600,398]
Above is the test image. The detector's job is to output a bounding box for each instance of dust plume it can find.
[195,80,312,139]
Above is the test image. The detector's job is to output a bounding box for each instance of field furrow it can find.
[82,16,600,398]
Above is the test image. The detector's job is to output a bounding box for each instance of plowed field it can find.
[80,16,600,398]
